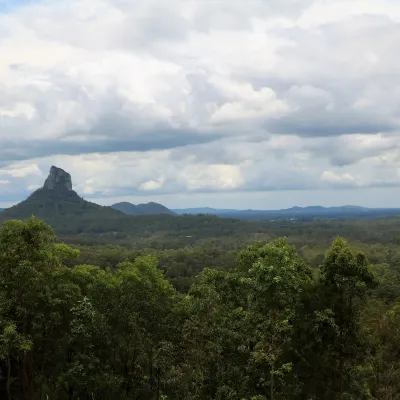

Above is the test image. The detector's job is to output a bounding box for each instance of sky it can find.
[1,0,400,209]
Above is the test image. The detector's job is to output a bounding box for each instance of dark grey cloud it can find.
[266,114,396,137]
[0,129,222,162]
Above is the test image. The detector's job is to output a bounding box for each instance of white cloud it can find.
[210,80,290,123]
[0,102,36,119]
[180,164,243,191]
[139,177,165,191]
[0,163,41,178]
[321,171,357,186]
[297,0,400,28]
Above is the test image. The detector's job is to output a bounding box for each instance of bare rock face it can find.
[43,166,73,191]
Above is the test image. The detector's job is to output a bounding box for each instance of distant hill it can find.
[136,202,175,215]
[111,202,138,214]
[173,207,220,215]
[0,166,127,231]
[0,171,126,236]
[0,167,175,231]
[285,205,368,213]
[112,201,175,215]
[173,207,251,215]
[174,205,400,220]
[0,187,121,221]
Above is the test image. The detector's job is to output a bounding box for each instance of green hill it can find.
[112,201,175,215]
[111,201,137,214]
[0,167,267,246]
[0,187,125,232]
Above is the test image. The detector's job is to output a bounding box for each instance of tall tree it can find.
[293,237,376,399]
[240,238,312,399]
[0,217,78,399]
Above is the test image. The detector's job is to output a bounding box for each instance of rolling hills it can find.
[173,205,400,220]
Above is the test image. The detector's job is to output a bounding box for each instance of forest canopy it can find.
[0,217,399,399]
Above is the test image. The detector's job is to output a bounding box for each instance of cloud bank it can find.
[1,0,400,207]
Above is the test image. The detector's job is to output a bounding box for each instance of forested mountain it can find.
[0,167,125,229]
[111,201,141,214]
[0,167,175,229]
[0,186,124,227]
[112,201,175,215]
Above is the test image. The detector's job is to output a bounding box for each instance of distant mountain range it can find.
[173,205,400,220]
[172,207,232,214]
[0,166,399,223]
[111,201,175,215]
[174,205,377,215]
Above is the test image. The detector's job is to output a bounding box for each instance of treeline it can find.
[56,216,400,257]
[63,239,400,294]
[1,218,400,399]
[62,244,238,293]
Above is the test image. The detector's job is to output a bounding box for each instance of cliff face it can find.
[43,166,72,191]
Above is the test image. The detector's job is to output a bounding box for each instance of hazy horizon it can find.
[2,185,400,211]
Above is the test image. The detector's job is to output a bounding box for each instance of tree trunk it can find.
[7,356,12,400]
[155,369,160,400]
[270,367,274,400]
[27,351,34,400]
[339,289,344,398]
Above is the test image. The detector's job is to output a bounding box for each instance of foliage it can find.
[0,217,400,399]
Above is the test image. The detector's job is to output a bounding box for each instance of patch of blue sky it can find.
[0,0,40,13]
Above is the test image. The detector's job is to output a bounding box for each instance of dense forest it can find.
[1,216,400,399]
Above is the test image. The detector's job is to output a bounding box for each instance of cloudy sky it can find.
[1,0,400,209]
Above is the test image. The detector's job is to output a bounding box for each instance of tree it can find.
[181,268,248,399]
[0,217,83,399]
[0,218,61,399]
[292,237,376,399]
[182,238,312,399]
[240,238,312,399]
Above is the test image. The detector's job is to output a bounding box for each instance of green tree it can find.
[0,218,61,399]
[241,238,311,399]
[181,268,248,399]
[293,237,376,399]
[182,238,312,399]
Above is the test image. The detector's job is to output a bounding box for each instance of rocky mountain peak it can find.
[43,166,73,191]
